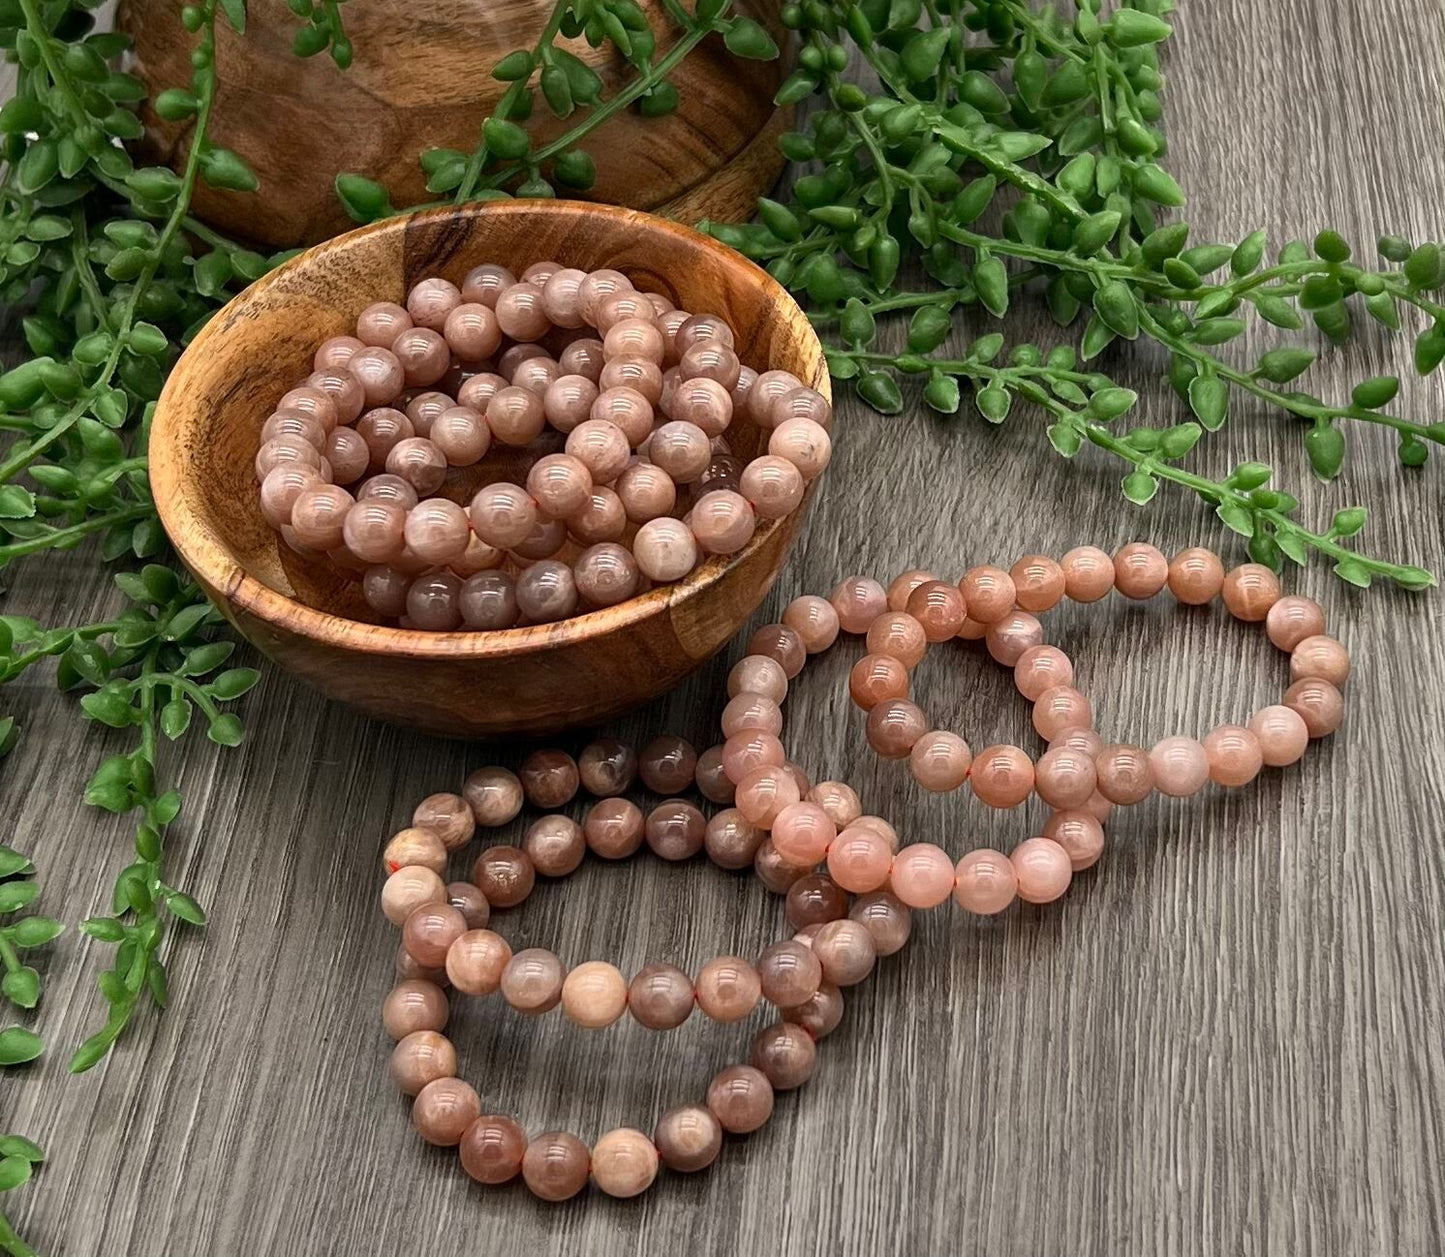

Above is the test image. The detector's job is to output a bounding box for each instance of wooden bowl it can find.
[150,202,828,737]
[118,0,792,247]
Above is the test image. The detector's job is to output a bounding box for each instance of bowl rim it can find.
[150,199,829,660]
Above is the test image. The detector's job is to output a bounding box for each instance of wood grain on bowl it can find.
[149,201,828,737]
[118,0,792,246]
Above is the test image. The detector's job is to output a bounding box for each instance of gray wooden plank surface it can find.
[5,1,1445,1253]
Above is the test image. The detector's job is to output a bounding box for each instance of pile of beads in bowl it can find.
[376,541,1347,1200]
[252,263,832,630]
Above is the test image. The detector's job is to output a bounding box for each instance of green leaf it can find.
[1254,295,1304,329]
[80,916,127,942]
[1414,326,1445,375]
[1,968,39,1009]
[1133,163,1184,207]
[975,385,1012,423]
[923,374,960,414]
[1216,501,1255,537]
[0,486,37,520]
[0,1156,32,1190]
[1121,470,1157,504]
[207,714,245,747]
[1080,314,1115,360]
[907,306,952,353]
[1230,229,1267,276]
[856,371,904,415]
[334,174,393,224]
[160,699,192,740]
[8,917,62,948]
[166,892,207,926]
[1333,558,1372,588]
[973,256,1009,318]
[219,0,247,32]
[1256,348,1316,383]
[0,1027,43,1066]
[0,881,38,914]
[1110,9,1172,46]
[1092,281,1139,339]
[1047,423,1082,457]
[209,668,260,701]
[0,847,32,878]
[1071,210,1121,256]
[199,148,258,193]
[1351,376,1399,409]
[1404,243,1441,289]
[1188,375,1228,431]
[1159,423,1203,459]
[0,1136,43,1163]
[724,16,778,59]
[1087,387,1137,420]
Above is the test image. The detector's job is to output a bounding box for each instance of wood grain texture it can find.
[149,201,827,735]
[5,1,1445,1253]
[117,0,792,245]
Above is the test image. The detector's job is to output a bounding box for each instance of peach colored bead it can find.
[826,826,894,893]
[783,595,840,653]
[401,497,468,565]
[1150,736,1210,797]
[1167,546,1225,605]
[1203,724,1262,786]
[429,405,491,466]
[830,575,889,634]
[526,453,593,520]
[753,839,809,893]
[391,1030,455,1096]
[460,262,515,307]
[969,744,1035,808]
[1013,645,1073,701]
[904,581,968,642]
[811,919,876,986]
[383,826,446,875]
[615,462,677,523]
[985,610,1043,666]
[866,698,928,759]
[1060,545,1114,602]
[315,333,364,370]
[385,437,447,495]
[522,1132,590,1202]
[463,766,523,826]
[486,385,546,446]
[590,1128,658,1199]
[413,791,474,850]
[721,692,783,739]
[849,890,911,953]
[706,1065,774,1133]
[807,781,862,828]
[356,300,411,347]
[1033,746,1097,808]
[564,418,630,483]
[726,654,788,703]
[1051,727,1104,757]
[959,565,1015,622]
[442,301,502,361]
[584,798,644,859]
[444,929,511,996]
[381,865,445,925]
[784,983,844,1040]
[845,654,908,713]
[591,385,653,445]
[634,517,698,582]
[735,764,801,827]
[383,978,448,1039]
[324,427,368,485]
[769,417,831,478]
[1011,837,1073,904]
[558,337,605,381]
[767,385,832,432]
[956,616,987,641]
[412,1078,480,1148]
[500,948,564,1014]
[406,277,461,331]
[721,730,786,784]
[289,484,354,551]
[472,845,535,908]
[460,1115,527,1185]
[560,960,628,1028]
[866,612,927,668]
[1009,554,1065,612]
[1095,743,1154,804]
[910,731,972,791]
[392,327,450,387]
[457,372,508,413]
[748,369,803,425]
[1033,684,1093,740]
[1283,678,1344,738]
[1222,563,1281,621]
[692,489,756,556]
[348,346,405,407]
[402,902,466,969]
[262,410,326,451]
[1290,635,1350,687]
[739,454,805,520]
[629,963,695,1029]
[543,374,600,434]
[769,801,836,866]
[1266,595,1327,651]
[1113,542,1168,599]
[1248,704,1310,766]
[953,849,1018,914]
[695,956,761,1022]
[890,842,956,908]
[1042,810,1106,870]
[885,569,937,612]
[570,489,627,545]
[670,376,734,437]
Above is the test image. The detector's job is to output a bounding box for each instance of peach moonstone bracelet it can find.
[377,541,1346,1200]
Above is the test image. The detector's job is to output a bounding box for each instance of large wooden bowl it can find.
[149,202,828,737]
[119,0,791,247]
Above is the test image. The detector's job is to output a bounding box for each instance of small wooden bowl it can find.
[150,202,828,737]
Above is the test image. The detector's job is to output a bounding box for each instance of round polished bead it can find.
[769,416,831,479]
[704,808,764,869]
[1283,677,1344,738]
[560,961,628,1028]
[969,744,1035,809]
[406,277,461,331]
[645,799,706,861]
[1167,546,1225,605]
[866,698,928,759]
[826,825,893,893]
[959,566,1016,623]
[1033,685,1093,741]
[891,842,956,908]
[522,1132,590,1202]
[637,735,697,793]
[751,1022,816,1090]
[471,845,535,908]
[754,839,810,894]
[500,948,564,1014]
[829,575,889,634]
[514,559,578,624]
[785,873,848,930]
[1149,736,1211,797]
[519,749,579,808]
[628,963,694,1029]
[402,903,466,969]
[848,653,910,711]
[1266,595,1327,651]
[1009,555,1065,612]
[985,610,1044,666]
[583,798,645,859]
[721,692,783,739]
[747,369,803,425]
[1011,837,1073,904]
[391,1030,455,1096]
[1290,635,1350,687]
[461,262,515,308]
[634,517,699,582]
[670,375,734,436]
[654,1107,722,1173]
[1114,542,1169,599]
[1043,810,1106,870]
[695,956,761,1023]
[1060,545,1115,602]
[706,1065,774,1133]
[1249,704,1310,766]
[735,764,801,827]
[1033,746,1097,809]
[739,455,805,520]
[806,781,861,829]
[543,374,601,433]
[412,792,474,851]
[383,826,447,876]
[1095,743,1154,804]
[883,569,936,612]
[910,731,972,792]
[445,881,490,930]
[1203,724,1263,786]
[468,482,537,549]
[578,738,637,797]
[811,919,876,986]
[463,766,523,827]
[590,1128,659,1199]
[849,891,911,954]
[1013,645,1074,701]
[782,595,841,653]
[444,928,511,995]
[382,979,447,1040]
[904,581,968,641]
[413,1077,480,1147]
[486,385,546,446]
[460,1115,527,1185]
[756,940,821,1008]
[357,301,411,347]
[727,654,789,703]
[783,982,844,1039]
[381,866,446,926]
[769,802,836,866]
[570,489,628,545]
[747,623,807,678]
[953,848,1018,914]
[1222,563,1281,621]
[523,814,586,877]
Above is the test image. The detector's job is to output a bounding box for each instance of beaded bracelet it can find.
[375,542,1346,1200]
[254,262,832,631]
